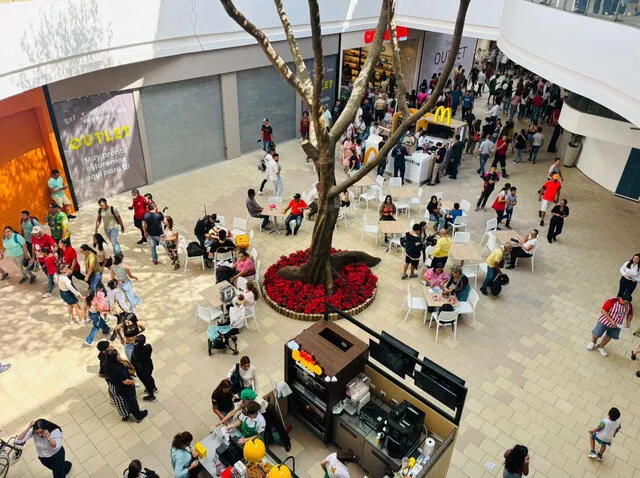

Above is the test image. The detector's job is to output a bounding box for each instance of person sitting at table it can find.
[339,190,351,208]
[445,202,463,229]
[307,183,320,219]
[209,296,247,354]
[426,195,445,231]
[246,189,271,231]
[283,193,309,236]
[506,229,538,270]
[209,229,235,258]
[379,195,397,243]
[443,265,470,301]
[211,378,236,420]
[428,229,451,269]
[226,401,266,445]
[230,250,255,284]
[423,265,450,290]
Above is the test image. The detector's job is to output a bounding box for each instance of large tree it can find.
[220,0,471,295]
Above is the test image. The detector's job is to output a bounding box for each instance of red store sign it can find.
[364,26,408,44]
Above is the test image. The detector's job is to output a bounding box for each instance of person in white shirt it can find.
[57,264,84,324]
[619,254,640,298]
[16,419,72,477]
[588,407,621,462]
[477,70,486,95]
[307,183,320,219]
[547,157,563,180]
[477,135,495,176]
[506,229,538,269]
[228,355,258,394]
[267,153,283,197]
[489,103,500,118]
[321,453,351,478]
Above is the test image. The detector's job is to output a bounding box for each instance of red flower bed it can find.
[263,249,378,314]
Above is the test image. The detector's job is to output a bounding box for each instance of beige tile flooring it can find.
[1,107,640,478]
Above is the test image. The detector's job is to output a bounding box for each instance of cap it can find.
[240,389,257,400]
[263,118,269,122]
[32,225,43,234]
[552,174,561,180]
[293,193,301,200]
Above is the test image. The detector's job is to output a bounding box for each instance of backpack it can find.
[490,273,509,296]
[186,241,204,257]
[229,363,243,394]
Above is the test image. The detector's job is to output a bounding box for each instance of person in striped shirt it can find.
[587,295,633,357]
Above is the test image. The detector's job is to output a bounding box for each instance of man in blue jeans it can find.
[283,193,309,236]
[529,127,544,164]
[95,198,125,254]
[477,135,495,177]
[480,242,512,296]
[142,204,164,265]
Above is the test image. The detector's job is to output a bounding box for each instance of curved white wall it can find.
[498,0,640,127]
[559,102,640,192]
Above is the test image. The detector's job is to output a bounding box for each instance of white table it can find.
[384,152,433,184]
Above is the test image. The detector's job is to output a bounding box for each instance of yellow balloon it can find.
[267,464,292,478]
[243,438,266,463]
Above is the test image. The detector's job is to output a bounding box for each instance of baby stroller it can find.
[0,436,23,478]
[207,287,244,356]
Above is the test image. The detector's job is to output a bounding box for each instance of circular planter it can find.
[261,249,378,321]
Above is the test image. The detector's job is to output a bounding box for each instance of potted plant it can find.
[563,133,583,167]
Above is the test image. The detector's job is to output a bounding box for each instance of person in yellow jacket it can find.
[480,242,513,295]
[428,229,451,268]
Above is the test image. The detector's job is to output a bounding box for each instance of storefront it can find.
[417,32,478,89]
[339,28,423,95]
[0,88,70,230]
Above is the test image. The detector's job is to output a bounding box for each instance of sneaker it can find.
[136,410,149,423]
[19,277,28,284]
[409,274,419,279]
[587,451,598,459]
[258,191,264,195]
[0,273,9,281]
[122,414,130,422]
[152,260,158,265]
[136,238,147,244]
[596,454,603,462]
[631,351,637,361]
[42,292,52,298]
[285,231,291,236]
[598,347,608,357]
[67,214,77,219]
[0,364,12,373]
[539,220,544,227]
[586,342,596,351]
[174,264,180,270]
[636,371,640,378]
[401,274,408,280]
[29,276,36,284]
[82,341,92,347]
[480,287,488,296]
[102,328,110,335]
[142,395,157,402]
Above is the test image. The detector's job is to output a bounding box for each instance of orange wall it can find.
[0,88,71,232]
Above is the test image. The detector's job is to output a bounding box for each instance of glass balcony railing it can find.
[529,0,640,27]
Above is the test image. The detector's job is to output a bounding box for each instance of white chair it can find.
[515,247,537,272]
[213,249,235,274]
[453,232,470,243]
[480,218,498,245]
[395,198,410,217]
[217,215,226,227]
[195,303,222,331]
[253,259,261,284]
[457,289,480,325]
[375,175,385,190]
[244,302,261,332]
[402,285,428,322]
[231,217,248,237]
[389,219,413,253]
[462,264,478,289]
[460,199,472,216]
[389,177,402,187]
[409,187,423,212]
[348,191,357,217]
[358,185,379,209]
[267,197,282,208]
[449,215,467,233]
[360,214,380,244]
[179,237,205,273]
[481,234,497,256]
[335,206,349,230]
[250,247,258,263]
[246,211,265,232]
[236,276,249,291]
[427,310,459,342]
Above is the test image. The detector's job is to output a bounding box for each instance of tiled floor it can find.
[1,102,639,478]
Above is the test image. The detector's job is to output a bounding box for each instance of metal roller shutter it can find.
[237,66,296,154]
[141,76,225,180]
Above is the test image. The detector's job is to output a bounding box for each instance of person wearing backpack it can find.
[1,226,35,284]
[228,356,258,396]
[19,209,39,256]
[95,198,125,254]
[392,143,409,185]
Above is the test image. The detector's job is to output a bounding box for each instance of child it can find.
[588,407,621,462]
[41,248,58,298]
[504,186,518,230]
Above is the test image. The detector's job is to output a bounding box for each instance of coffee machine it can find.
[343,373,371,415]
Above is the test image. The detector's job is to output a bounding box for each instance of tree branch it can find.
[328,0,390,143]
[307,0,327,146]
[388,0,408,118]
[330,0,472,197]
[220,0,305,97]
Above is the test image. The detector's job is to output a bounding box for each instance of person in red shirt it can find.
[42,248,58,298]
[587,295,633,357]
[538,174,562,226]
[58,238,84,282]
[282,193,308,236]
[31,226,57,271]
[491,135,510,178]
[532,93,544,122]
[130,189,149,244]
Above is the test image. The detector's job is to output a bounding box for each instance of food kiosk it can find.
[284,306,467,478]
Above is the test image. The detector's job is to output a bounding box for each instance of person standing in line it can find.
[19,210,39,256]
[299,111,310,140]
[547,157,563,180]
[537,174,561,226]
[41,248,58,299]
[503,444,530,478]
[401,223,423,279]
[116,313,146,361]
[162,216,180,270]
[170,432,201,477]
[129,189,149,245]
[504,186,518,230]
[447,135,464,180]
[97,340,131,421]
[480,242,513,296]
[110,253,141,312]
[529,127,544,164]
[142,204,165,265]
[477,69,486,96]
[268,153,283,197]
[461,90,474,118]
[491,135,510,178]
[547,198,569,243]
[47,203,71,245]
[93,233,113,273]
[513,129,527,164]
[15,419,72,478]
[342,135,355,174]
[587,295,633,357]
[103,348,148,422]
[79,244,103,292]
[211,379,236,420]
[131,334,157,402]
[391,142,409,185]
[1,226,35,284]
[31,226,57,277]
[228,356,259,395]
[261,118,274,152]
[95,198,125,254]
[477,135,495,177]
[618,254,640,298]
[57,264,85,324]
[427,142,447,186]
[475,167,500,211]
[587,407,621,462]
[58,238,84,283]
[491,182,511,227]
[84,291,110,346]
[47,169,75,219]
[466,119,481,154]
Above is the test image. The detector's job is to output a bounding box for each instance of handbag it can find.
[229,363,243,394]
